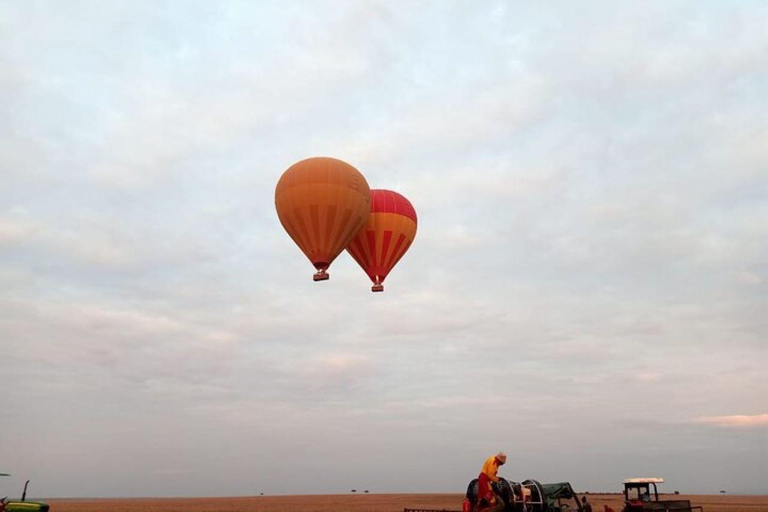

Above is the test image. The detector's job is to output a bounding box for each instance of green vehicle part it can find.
[4,502,50,512]
[540,482,583,512]
[1,475,50,512]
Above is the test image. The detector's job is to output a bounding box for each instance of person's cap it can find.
[496,452,507,463]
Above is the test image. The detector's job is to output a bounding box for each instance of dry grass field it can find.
[44,493,768,512]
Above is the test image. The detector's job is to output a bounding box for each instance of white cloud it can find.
[0,217,40,244]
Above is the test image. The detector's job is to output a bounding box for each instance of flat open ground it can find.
[44,493,768,512]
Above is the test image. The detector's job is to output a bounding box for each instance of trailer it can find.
[405,478,581,512]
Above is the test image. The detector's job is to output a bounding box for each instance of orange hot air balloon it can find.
[346,189,417,292]
[275,157,371,281]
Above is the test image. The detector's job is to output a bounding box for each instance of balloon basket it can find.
[371,283,384,292]
[313,270,329,282]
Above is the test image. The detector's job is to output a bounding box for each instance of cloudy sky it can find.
[1,0,767,499]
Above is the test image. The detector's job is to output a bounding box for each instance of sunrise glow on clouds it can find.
[697,414,768,428]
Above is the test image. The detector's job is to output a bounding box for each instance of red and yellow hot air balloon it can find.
[275,157,371,281]
[346,189,417,292]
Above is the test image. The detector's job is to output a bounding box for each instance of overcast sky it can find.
[1,0,767,500]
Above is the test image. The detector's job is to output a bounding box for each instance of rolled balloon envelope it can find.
[345,189,417,292]
[275,157,371,281]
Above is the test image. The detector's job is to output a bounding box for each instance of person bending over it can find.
[477,452,507,511]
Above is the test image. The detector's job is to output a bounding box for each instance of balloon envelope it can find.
[275,157,371,280]
[346,189,417,292]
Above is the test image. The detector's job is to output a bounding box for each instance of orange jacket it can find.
[480,455,502,483]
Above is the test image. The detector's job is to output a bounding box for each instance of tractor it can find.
[619,478,701,512]
[0,474,49,512]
